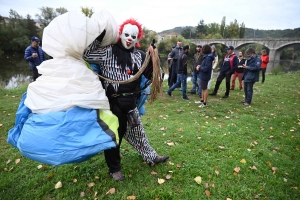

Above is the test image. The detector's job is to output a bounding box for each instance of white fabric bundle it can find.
[24,10,118,114]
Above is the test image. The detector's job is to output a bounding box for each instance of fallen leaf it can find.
[254,194,260,198]
[87,182,95,187]
[55,181,62,189]
[272,167,277,174]
[219,146,225,149]
[151,170,158,175]
[6,160,11,165]
[240,159,246,164]
[46,173,54,179]
[95,176,99,179]
[73,179,77,183]
[205,190,211,196]
[178,127,183,131]
[204,182,209,188]
[80,192,85,197]
[159,127,165,131]
[267,161,272,167]
[215,170,219,176]
[166,174,172,180]
[158,178,165,184]
[106,188,115,195]
[8,167,13,172]
[194,176,202,184]
[176,164,182,168]
[249,166,257,170]
[0,124,3,127]
[37,165,43,169]
[127,196,136,200]
[167,142,174,146]
[234,167,240,173]
[225,116,230,119]
[284,178,288,182]
[94,191,98,197]
[15,158,20,164]
[226,198,232,200]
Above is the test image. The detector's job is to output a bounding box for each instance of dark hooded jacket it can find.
[199,53,215,81]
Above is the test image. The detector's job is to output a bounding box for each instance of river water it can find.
[0,54,32,89]
[0,54,299,89]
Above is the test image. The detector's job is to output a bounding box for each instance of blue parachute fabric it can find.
[7,92,32,148]
[137,75,150,116]
[7,94,117,166]
[16,106,116,165]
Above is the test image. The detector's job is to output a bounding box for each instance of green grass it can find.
[0,72,300,200]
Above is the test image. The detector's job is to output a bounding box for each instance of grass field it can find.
[0,72,299,200]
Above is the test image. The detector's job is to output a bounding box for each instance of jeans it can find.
[191,72,198,92]
[244,82,255,104]
[170,63,178,87]
[196,73,202,95]
[168,74,187,98]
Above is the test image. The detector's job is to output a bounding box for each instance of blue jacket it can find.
[242,54,261,82]
[199,54,215,81]
[24,45,46,67]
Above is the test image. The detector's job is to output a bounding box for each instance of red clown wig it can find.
[119,18,143,48]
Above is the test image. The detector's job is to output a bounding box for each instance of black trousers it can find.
[261,68,266,83]
[32,67,41,81]
[213,70,232,96]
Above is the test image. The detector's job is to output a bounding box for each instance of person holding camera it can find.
[24,36,46,81]
[241,48,262,106]
[230,51,246,91]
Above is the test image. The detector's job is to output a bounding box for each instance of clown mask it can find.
[120,24,139,49]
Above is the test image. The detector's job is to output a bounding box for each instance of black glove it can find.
[96,29,106,43]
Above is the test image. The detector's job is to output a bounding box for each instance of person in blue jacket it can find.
[241,47,262,106]
[196,45,215,107]
[24,36,46,81]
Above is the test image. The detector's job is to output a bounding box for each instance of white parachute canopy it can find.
[24,10,118,114]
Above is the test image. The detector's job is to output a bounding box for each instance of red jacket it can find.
[260,54,269,68]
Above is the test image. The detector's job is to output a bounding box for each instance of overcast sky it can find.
[1,0,299,32]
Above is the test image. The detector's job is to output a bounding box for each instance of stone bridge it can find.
[190,38,300,72]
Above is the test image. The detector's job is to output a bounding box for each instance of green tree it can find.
[81,7,94,18]
[195,19,206,38]
[56,7,68,15]
[239,22,246,38]
[226,19,239,38]
[35,7,57,27]
[181,27,195,39]
[220,16,226,38]
[139,27,158,52]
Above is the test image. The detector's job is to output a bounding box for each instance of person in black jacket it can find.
[231,51,246,90]
[209,45,238,98]
[167,45,190,100]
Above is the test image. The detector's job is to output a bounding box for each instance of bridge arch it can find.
[190,38,300,72]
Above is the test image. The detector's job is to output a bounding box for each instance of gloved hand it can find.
[96,29,106,43]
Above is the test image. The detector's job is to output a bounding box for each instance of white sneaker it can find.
[199,104,206,108]
[195,101,202,104]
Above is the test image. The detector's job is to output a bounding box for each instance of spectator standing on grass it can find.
[24,36,46,81]
[209,45,238,98]
[241,47,262,106]
[260,49,269,84]
[168,40,183,89]
[167,45,190,100]
[230,51,246,91]
[207,45,218,89]
[191,44,204,96]
[195,44,214,108]
[167,46,175,87]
